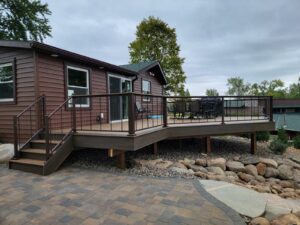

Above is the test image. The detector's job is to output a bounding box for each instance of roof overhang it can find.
[138,61,167,85]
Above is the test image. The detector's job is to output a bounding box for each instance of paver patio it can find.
[0,166,245,225]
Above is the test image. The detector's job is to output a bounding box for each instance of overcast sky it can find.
[44,0,300,95]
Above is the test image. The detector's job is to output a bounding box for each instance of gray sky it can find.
[44,0,300,95]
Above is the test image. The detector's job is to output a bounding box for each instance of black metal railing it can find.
[13,95,46,158]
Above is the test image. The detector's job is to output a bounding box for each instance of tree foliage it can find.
[226,77,251,96]
[206,88,219,96]
[129,16,186,95]
[0,0,51,42]
[288,77,300,98]
[250,80,287,97]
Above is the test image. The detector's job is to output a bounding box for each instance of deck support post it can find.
[205,136,211,154]
[116,151,126,169]
[251,132,257,155]
[153,142,158,155]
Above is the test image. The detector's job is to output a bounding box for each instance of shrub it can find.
[270,139,288,154]
[256,131,270,142]
[277,128,289,144]
[293,135,300,149]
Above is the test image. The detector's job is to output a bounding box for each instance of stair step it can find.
[10,158,45,166]
[31,139,60,145]
[21,148,46,154]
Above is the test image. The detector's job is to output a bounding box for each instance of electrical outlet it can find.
[100,113,104,119]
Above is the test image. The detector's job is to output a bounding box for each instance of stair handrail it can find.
[45,96,73,159]
[13,95,46,159]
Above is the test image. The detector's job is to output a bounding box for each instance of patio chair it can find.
[189,100,202,119]
[174,100,186,119]
[135,101,151,119]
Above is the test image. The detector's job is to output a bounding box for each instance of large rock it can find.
[256,175,266,183]
[238,172,255,183]
[195,158,207,167]
[293,169,300,183]
[207,158,226,171]
[241,156,260,165]
[245,164,258,177]
[278,165,294,180]
[290,155,300,165]
[250,217,270,225]
[260,158,278,168]
[279,180,294,189]
[171,162,187,170]
[207,166,225,176]
[226,160,245,172]
[155,160,173,169]
[194,171,208,179]
[257,163,267,176]
[199,180,266,218]
[189,164,208,173]
[270,213,300,225]
[0,144,14,163]
[170,167,193,174]
[264,167,279,178]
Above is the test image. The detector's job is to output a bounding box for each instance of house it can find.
[0,40,166,143]
[273,98,300,137]
[0,40,274,175]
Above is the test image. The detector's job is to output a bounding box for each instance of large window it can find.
[142,79,151,102]
[0,62,14,102]
[67,66,90,107]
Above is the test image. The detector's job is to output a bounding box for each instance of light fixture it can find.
[50,54,59,57]
[108,148,114,157]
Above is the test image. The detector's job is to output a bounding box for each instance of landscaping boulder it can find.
[264,167,279,178]
[278,165,294,180]
[255,175,266,183]
[238,172,255,183]
[250,217,270,225]
[0,144,14,163]
[245,164,258,177]
[226,160,245,172]
[194,171,207,179]
[207,158,226,170]
[195,158,207,167]
[170,167,193,174]
[279,180,294,189]
[270,213,300,225]
[241,156,260,165]
[207,166,225,176]
[257,163,267,176]
[189,164,208,173]
[171,162,187,170]
[155,160,173,169]
[260,158,278,168]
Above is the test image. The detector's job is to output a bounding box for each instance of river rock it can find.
[264,167,279,178]
[207,158,226,170]
[245,164,258,177]
[260,158,278,168]
[270,213,300,225]
[256,175,266,183]
[155,160,173,169]
[189,164,208,173]
[170,167,192,174]
[0,144,14,163]
[238,172,255,183]
[241,156,260,165]
[172,162,187,170]
[250,217,270,225]
[194,171,207,179]
[207,166,225,176]
[257,163,267,176]
[195,158,207,167]
[279,180,294,188]
[226,160,245,172]
[290,155,300,165]
[278,165,294,180]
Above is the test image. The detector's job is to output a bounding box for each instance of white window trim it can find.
[142,79,151,102]
[67,66,90,107]
[0,62,14,102]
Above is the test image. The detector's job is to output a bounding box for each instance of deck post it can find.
[205,136,211,154]
[128,93,135,136]
[163,96,168,127]
[116,151,126,169]
[251,132,257,155]
[153,142,158,155]
[42,95,46,130]
[221,97,225,124]
[72,97,76,132]
[269,96,273,122]
[13,116,19,159]
[45,116,50,159]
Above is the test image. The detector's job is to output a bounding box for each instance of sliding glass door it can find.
[109,76,132,121]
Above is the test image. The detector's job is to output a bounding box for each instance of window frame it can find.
[0,59,16,104]
[66,65,90,108]
[141,79,151,102]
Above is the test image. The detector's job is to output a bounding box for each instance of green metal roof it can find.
[273,105,300,108]
[120,61,157,72]
[273,113,300,132]
[224,100,245,108]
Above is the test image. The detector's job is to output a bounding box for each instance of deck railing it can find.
[69,93,273,136]
[13,95,46,158]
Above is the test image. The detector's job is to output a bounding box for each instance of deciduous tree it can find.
[206,88,219,96]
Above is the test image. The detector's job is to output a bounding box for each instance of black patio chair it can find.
[135,101,151,119]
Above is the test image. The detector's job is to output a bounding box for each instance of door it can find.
[109,76,132,121]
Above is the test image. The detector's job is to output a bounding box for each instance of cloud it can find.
[44,0,300,94]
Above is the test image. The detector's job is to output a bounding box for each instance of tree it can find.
[129,16,186,95]
[206,88,219,96]
[288,77,300,98]
[0,0,51,42]
[226,77,250,96]
[250,79,287,97]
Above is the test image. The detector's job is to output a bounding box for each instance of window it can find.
[0,62,14,102]
[142,79,151,101]
[67,66,90,107]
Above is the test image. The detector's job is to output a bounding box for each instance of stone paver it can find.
[0,166,245,225]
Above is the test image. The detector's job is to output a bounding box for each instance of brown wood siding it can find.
[37,52,109,131]
[0,47,36,143]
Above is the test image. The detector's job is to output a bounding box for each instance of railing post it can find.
[13,116,19,159]
[163,96,168,127]
[45,116,50,159]
[72,97,76,132]
[128,93,135,136]
[221,97,225,124]
[269,96,273,122]
[42,95,46,130]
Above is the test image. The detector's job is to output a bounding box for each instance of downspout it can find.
[132,75,138,92]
